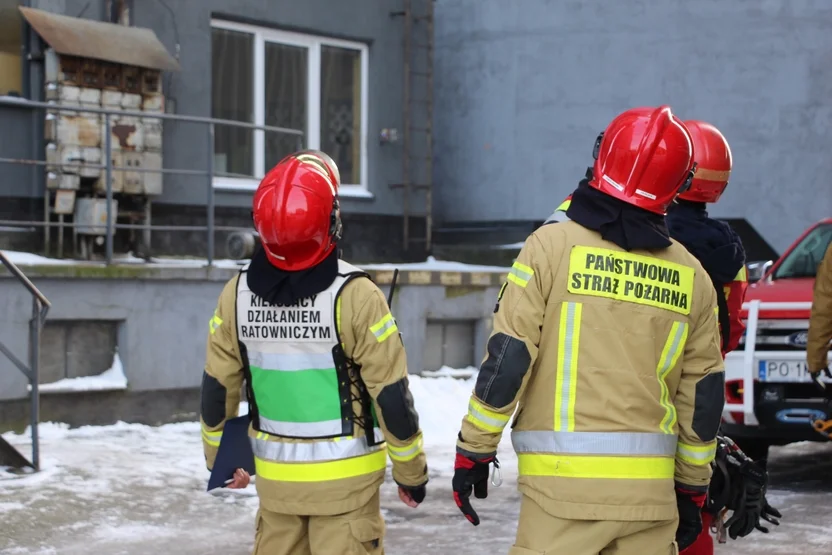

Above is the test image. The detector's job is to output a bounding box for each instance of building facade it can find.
[0,0,430,262]
[433,0,832,258]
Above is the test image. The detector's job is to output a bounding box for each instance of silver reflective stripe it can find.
[372,317,395,339]
[677,443,714,463]
[389,440,421,459]
[544,209,570,225]
[247,350,335,372]
[259,416,344,437]
[251,429,385,463]
[468,400,507,429]
[511,431,677,457]
[556,302,579,432]
[510,265,533,282]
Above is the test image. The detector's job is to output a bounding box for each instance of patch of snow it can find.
[29,352,127,394]
[1,249,246,269]
[0,500,25,511]
[362,256,508,273]
[1,250,77,266]
[493,242,525,250]
[421,366,478,379]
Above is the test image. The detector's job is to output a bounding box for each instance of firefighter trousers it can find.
[252,491,384,555]
[510,494,679,555]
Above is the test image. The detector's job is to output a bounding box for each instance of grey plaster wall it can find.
[433,0,832,253]
[0,272,231,401]
[0,271,498,401]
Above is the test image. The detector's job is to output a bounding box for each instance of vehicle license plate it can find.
[758,360,832,382]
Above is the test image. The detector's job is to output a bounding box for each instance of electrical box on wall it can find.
[20,5,180,258]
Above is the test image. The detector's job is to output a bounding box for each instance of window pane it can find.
[0,7,23,96]
[212,28,253,177]
[264,42,307,171]
[320,46,362,185]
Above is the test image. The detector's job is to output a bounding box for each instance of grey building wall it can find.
[0,268,233,401]
[433,0,832,254]
[0,266,498,403]
[1,0,422,217]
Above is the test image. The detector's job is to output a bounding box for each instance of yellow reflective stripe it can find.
[507,261,534,288]
[254,449,387,482]
[370,313,398,343]
[556,198,571,212]
[209,309,223,335]
[677,441,717,466]
[466,398,510,433]
[336,296,344,347]
[387,435,424,462]
[518,453,675,479]
[657,322,689,434]
[735,266,747,282]
[201,425,222,447]
[555,302,582,432]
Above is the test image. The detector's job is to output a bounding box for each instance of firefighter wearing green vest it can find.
[200,151,428,554]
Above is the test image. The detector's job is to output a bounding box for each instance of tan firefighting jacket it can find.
[457,220,725,521]
[200,269,428,516]
[808,242,832,373]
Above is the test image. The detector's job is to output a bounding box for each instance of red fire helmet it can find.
[677,120,732,203]
[588,105,696,215]
[252,150,342,271]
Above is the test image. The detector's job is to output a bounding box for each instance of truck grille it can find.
[737,320,809,351]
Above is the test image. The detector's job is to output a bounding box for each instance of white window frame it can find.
[211,19,371,198]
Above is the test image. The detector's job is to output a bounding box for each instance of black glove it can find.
[810,367,832,393]
[452,453,496,526]
[399,483,426,504]
[675,487,705,551]
[723,441,781,539]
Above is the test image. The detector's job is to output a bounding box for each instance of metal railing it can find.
[724,300,814,426]
[0,250,51,470]
[0,96,305,265]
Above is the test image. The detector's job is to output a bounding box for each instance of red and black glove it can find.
[676,486,706,552]
[452,453,496,526]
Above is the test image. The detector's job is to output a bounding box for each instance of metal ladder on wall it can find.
[391,0,435,254]
[0,252,50,471]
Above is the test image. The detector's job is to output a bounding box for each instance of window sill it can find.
[213,177,374,199]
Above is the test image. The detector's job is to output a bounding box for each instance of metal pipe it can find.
[402,0,412,251]
[0,97,304,136]
[0,251,52,307]
[207,123,215,266]
[105,113,114,265]
[0,157,210,176]
[29,297,41,471]
[58,214,64,258]
[0,220,251,232]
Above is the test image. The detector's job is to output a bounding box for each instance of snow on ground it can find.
[1,250,246,269]
[1,374,832,554]
[2,250,511,274]
[362,256,508,273]
[28,352,127,394]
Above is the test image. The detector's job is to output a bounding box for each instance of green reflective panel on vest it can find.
[250,366,341,423]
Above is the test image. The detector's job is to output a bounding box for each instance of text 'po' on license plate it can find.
[758,360,832,382]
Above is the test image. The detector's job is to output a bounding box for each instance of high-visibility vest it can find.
[236,260,386,482]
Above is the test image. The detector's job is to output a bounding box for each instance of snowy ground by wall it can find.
[2,376,832,554]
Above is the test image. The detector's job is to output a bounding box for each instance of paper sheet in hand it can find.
[207,415,255,491]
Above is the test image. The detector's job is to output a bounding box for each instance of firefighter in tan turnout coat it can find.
[451,106,726,554]
[200,151,428,555]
